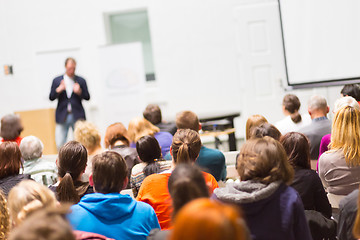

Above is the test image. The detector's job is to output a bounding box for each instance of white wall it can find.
[0,0,344,139]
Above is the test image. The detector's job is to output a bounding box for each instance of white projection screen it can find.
[278,0,360,88]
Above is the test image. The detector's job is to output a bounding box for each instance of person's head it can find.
[56,141,87,203]
[104,122,131,149]
[331,106,360,166]
[143,104,162,125]
[282,94,302,123]
[245,114,268,140]
[65,57,76,78]
[280,132,311,169]
[0,142,22,179]
[74,120,101,155]
[8,206,75,240]
[8,180,57,227]
[19,136,43,161]
[333,96,360,113]
[307,95,329,118]
[251,123,281,141]
[90,151,128,194]
[341,84,360,101]
[0,114,23,141]
[237,136,294,185]
[168,164,209,217]
[136,135,162,177]
[171,129,202,164]
[175,111,200,132]
[127,117,160,143]
[0,190,9,240]
[170,198,247,240]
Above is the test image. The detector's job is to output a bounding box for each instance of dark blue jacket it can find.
[49,75,90,123]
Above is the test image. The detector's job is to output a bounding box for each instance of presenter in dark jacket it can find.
[49,57,90,149]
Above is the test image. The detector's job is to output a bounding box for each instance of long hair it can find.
[136,135,162,177]
[280,132,311,169]
[245,115,268,140]
[171,129,202,164]
[104,122,131,149]
[283,94,302,123]
[0,142,22,179]
[330,106,360,166]
[127,117,160,143]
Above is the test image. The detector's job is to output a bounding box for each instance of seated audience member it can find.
[0,114,23,146]
[337,188,358,240]
[128,117,173,157]
[49,141,93,204]
[19,136,57,186]
[299,95,331,159]
[0,190,9,240]
[275,94,311,135]
[143,104,177,135]
[341,84,360,103]
[250,122,281,141]
[68,151,160,240]
[104,122,140,189]
[74,120,103,181]
[170,199,247,240]
[245,114,268,140]
[8,180,57,227]
[319,105,360,205]
[136,129,218,230]
[0,142,31,196]
[130,136,171,197]
[213,137,312,240]
[175,111,226,181]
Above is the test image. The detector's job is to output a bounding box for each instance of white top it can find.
[275,114,311,135]
[64,74,75,112]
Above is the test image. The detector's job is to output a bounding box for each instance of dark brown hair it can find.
[136,135,162,177]
[104,122,131,148]
[143,104,162,125]
[280,132,311,169]
[175,111,200,132]
[171,129,202,164]
[237,136,294,185]
[283,94,302,123]
[0,114,23,141]
[56,141,87,204]
[92,151,128,194]
[0,142,22,179]
[251,123,281,141]
[341,84,360,101]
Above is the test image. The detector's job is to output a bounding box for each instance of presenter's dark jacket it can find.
[49,75,90,123]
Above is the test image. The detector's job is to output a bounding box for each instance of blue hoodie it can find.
[68,193,160,240]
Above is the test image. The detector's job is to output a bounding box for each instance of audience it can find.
[143,104,177,135]
[250,122,281,141]
[104,122,140,189]
[0,114,23,146]
[338,187,359,240]
[175,111,226,181]
[0,142,31,196]
[352,187,360,239]
[0,190,9,240]
[136,129,218,230]
[130,135,171,197]
[128,117,173,157]
[19,136,57,186]
[299,95,331,159]
[245,114,268,140]
[49,141,93,204]
[68,151,160,240]
[213,137,312,240]
[341,84,360,103]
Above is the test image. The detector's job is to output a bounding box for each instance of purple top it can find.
[317,134,331,170]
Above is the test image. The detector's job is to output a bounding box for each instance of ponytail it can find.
[290,112,302,123]
[176,143,191,164]
[56,172,79,204]
[136,135,162,177]
[171,129,201,164]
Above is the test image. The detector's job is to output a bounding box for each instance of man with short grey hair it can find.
[299,95,331,159]
[20,136,57,186]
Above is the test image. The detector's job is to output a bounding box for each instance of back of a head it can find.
[237,136,294,185]
[19,136,44,161]
[0,141,22,179]
[171,129,202,164]
[143,104,162,125]
[245,114,268,140]
[251,123,281,141]
[128,117,160,143]
[0,190,9,240]
[170,198,246,240]
[168,164,209,217]
[92,151,127,194]
[9,206,75,240]
[136,135,162,177]
[333,96,360,113]
[341,84,360,101]
[175,111,200,132]
[74,120,101,152]
[308,95,328,112]
[280,132,311,169]
[8,180,57,227]
[0,114,23,141]
[283,94,302,123]
[104,122,130,149]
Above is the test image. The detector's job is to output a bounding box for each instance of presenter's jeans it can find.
[55,113,75,150]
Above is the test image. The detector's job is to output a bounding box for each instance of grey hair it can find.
[308,95,328,111]
[334,96,360,113]
[19,136,44,160]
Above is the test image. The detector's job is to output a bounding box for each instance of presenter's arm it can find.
[79,79,90,100]
[49,79,64,101]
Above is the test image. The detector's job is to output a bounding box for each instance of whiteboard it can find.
[279,0,360,88]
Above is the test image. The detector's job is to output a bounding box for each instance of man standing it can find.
[49,58,90,149]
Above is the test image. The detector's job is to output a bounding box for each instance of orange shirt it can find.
[136,171,218,230]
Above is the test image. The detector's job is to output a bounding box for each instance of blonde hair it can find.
[8,180,57,227]
[74,120,101,153]
[127,117,160,143]
[245,115,268,140]
[0,190,9,240]
[330,106,360,166]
